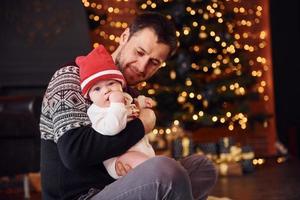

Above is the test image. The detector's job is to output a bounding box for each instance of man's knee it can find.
[181,154,218,185]
[147,156,186,176]
[197,155,218,184]
[145,156,191,186]
[144,156,193,199]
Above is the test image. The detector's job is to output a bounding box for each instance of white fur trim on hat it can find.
[81,69,124,91]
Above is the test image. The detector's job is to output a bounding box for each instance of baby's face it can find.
[88,79,123,107]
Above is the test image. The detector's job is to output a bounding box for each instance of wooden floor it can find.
[209,157,300,200]
[1,157,299,200]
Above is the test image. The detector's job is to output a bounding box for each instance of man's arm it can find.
[57,118,145,170]
[57,108,156,170]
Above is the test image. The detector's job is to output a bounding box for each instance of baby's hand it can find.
[135,95,156,109]
[109,91,125,103]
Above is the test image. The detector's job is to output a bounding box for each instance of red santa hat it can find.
[76,45,126,98]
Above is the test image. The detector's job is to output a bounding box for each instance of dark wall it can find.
[270,0,300,157]
[0,0,91,95]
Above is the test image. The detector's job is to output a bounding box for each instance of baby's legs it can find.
[116,151,150,169]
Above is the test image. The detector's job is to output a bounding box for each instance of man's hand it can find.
[135,95,156,109]
[115,161,132,176]
[138,108,156,133]
[127,104,140,120]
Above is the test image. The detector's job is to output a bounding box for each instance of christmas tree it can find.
[82,0,277,156]
[136,0,272,133]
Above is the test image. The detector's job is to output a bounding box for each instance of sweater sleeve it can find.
[57,118,145,170]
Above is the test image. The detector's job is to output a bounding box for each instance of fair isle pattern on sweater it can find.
[40,64,91,143]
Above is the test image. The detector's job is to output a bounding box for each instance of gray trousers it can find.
[86,155,217,200]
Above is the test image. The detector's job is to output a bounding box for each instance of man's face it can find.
[115,28,170,85]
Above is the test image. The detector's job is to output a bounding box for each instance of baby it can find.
[77,45,155,179]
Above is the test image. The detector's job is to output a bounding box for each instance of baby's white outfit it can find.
[87,93,155,179]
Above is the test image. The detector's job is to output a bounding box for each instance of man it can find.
[40,12,217,200]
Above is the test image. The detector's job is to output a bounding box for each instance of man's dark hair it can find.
[129,12,178,57]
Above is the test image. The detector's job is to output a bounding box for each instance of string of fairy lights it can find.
[82,0,272,141]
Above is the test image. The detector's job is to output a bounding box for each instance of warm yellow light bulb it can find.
[166,129,171,134]
[108,7,114,13]
[214,68,221,75]
[257,6,263,11]
[241,124,246,129]
[216,12,222,17]
[109,35,115,40]
[234,34,240,40]
[264,95,269,101]
[183,29,190,35]
[170,70,176,80]
[151,3,157,8]
[174,120,179,125]
[185,78,192,86]
[159,129,164,134]
[193,115,199,120]
[226,112,231,117]
[194,45,200,52]
[258,86,264,93]
[189,93,195,98]
[148,89,155,95]
[91,3,96,8]
[93,43,99,48]
[260,31,266,39]
[220,118,226,123]
[199,111,204,116]
[94,16,99,21]
[239,7,245,13]
[186,6,192,12]
[199,32,207,39]
[197,94,202,100]
[212,116,218,122]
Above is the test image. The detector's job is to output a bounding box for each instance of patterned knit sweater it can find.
[40,63,145,200]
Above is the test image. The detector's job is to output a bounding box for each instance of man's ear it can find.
[119,28,130,45]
